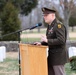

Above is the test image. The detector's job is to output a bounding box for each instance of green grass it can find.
[21,38,41,43]
[69,38,76,40]
[0,54,76,75]
[0,58,19,75]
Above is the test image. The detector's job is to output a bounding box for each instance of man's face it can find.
[43,13,54,24]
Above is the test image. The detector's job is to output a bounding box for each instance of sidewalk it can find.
[21,32,76,38]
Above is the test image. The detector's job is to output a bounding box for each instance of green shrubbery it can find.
[70,56,76,70]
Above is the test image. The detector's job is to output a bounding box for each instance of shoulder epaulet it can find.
[56,20,62,28]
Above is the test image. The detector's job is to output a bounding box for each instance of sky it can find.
[53,0,59,4]
[49,0,59,4]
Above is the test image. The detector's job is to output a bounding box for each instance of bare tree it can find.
[59,0,75,37]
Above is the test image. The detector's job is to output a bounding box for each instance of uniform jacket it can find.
[41,19,69,66]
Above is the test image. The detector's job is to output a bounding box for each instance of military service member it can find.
[34,6,69,75]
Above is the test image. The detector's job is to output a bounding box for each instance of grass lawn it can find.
[0,52,76,75]
[21,38,41,43]
[0,52,19,75]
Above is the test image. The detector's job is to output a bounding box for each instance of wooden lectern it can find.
[19,44,48,75]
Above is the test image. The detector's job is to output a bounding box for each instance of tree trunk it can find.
[72,26,74,32]
[63,0,70,40]
[29,13,33,33]
[63,12,69,39]
[36,7,42,33]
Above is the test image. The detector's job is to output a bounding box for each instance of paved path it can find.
[21,32,76,38]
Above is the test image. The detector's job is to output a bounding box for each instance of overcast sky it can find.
[53,0,59,4]
[49,0,59,4]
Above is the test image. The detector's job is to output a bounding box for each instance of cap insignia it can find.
[42,8,45,12]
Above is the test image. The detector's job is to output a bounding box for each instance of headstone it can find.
[68,47,76,58]
[0,46,6,62]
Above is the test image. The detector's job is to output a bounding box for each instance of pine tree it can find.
[0,2,20,41]
[0,0,38,15]
[0,0,38,40]
[21,0,38,15]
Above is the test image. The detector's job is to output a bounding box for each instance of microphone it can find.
[30,23,42,30]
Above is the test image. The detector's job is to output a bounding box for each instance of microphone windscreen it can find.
[38,23,42,26]
[36,23,42,26]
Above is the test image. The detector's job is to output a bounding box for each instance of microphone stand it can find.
[0,28,29,39]
[0,27,30,75]
[0,24,42,75]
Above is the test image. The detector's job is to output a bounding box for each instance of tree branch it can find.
[59,0,64,11]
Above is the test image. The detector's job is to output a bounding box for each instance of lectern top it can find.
[19,43,48,48]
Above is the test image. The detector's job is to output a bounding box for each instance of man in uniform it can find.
[34,6,69,75]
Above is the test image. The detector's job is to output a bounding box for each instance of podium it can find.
[19,44,48,75]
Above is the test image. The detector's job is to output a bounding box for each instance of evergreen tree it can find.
[0,2,21,41]
[69,5,76,31]
[20,0,38,15]
[0,0,38,40]
[69,17,76,32]
[0,0,38,15]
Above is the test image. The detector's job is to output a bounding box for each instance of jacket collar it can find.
[49,19,57,27]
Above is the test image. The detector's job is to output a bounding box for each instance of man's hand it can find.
[41,35,47,43]
[33,42,41,46]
